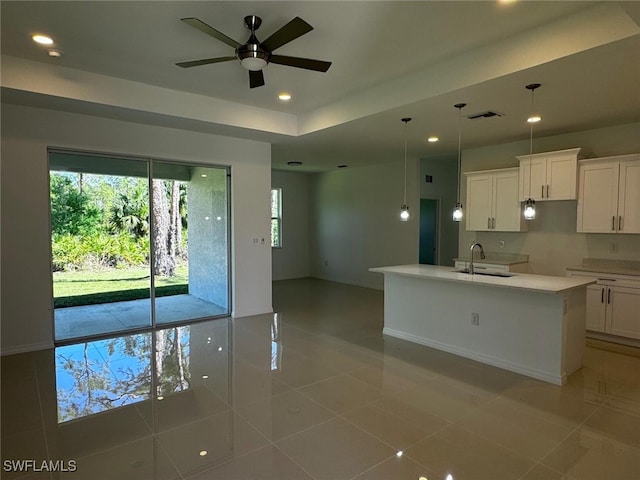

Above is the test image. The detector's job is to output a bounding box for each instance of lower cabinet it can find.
[569,271,640,340]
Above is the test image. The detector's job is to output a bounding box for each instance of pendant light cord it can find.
[455,104,465,204]
[528,88,534,198]
[404,124,407,204]
[401,118,411,204]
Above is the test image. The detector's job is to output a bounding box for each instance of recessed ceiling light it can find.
[287,161,302,166]
[48,49,63,58]
[199,450,208,457]
[32,34,54,45]
[278,93,292,101]
[427,136,439,143]
[527,115,542,123]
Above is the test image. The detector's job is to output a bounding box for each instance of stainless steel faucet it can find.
[469,242,486,274]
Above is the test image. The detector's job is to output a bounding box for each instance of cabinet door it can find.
[585,284,606,332]
[609,286,640,339]
[576,162,619,233]
[547,154,577,200]
[493,171,522,232]
[617,159,640,234]
[519,157,546,201]
[466,174,492,231]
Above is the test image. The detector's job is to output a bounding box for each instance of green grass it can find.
[53,265,188,308]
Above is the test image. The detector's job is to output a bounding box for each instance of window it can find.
[271,188,282,247]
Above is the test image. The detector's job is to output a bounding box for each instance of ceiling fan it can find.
[176,15,332,88]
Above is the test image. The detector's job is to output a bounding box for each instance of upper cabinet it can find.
[465,168,526,232]
[517,148,581,201]
[576,154,640,234]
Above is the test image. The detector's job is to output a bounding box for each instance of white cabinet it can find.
[576,154,640,234]
[568,270,640,340]
[517,148,580,201]
[465,168,526,232]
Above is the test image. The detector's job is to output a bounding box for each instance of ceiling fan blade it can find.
[176,56,236,68]
[181,17,241,49]
[249,70,265,88]
[262,17,313,52]
[270,55,331,72]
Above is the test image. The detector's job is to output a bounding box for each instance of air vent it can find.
[467,110,504,120]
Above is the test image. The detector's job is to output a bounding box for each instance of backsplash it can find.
[459,201,640,276]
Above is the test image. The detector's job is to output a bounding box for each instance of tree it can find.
[109,182,149,239]
[152,179,175,276]
[50,174,102,236]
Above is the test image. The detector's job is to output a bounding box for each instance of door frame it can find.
[419,195,442,265]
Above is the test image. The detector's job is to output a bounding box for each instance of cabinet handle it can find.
[488,217,491,229]
[546,185,550,198]
[607,288,611,304]
[541,185,544,198]
[601,287,605,303]
[492,217,496,229]
[619,216,623,231]
[612,216,616,231]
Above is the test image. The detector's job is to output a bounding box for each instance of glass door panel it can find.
[50,152,152,341]
[152,163,229,325]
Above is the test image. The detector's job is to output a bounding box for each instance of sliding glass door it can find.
[152,163,229,325]
[50,150,230,342]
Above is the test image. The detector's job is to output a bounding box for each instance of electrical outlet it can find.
[499,240,505,248]
[471,312,480,326]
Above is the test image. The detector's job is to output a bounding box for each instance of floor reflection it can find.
[3,279,640,480]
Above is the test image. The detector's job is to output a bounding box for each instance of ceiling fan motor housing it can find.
[236,40,270,71]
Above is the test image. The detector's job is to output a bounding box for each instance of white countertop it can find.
[566,259,640,277]
[370,264,595,294]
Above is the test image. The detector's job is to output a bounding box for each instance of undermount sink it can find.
[452,268,516,278]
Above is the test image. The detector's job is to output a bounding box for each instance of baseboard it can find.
[383,327,564,385]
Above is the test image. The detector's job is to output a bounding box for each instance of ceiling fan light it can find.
[240,56,267,71]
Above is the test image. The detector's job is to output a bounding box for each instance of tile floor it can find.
[2,278,640,480]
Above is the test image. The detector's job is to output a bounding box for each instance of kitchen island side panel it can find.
[381,273,585,384]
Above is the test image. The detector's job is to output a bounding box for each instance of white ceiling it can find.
[2,1,639,171]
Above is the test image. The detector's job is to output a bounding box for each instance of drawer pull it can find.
[607,288,611,304]
[619,216,623,231]
[601,287,605,303]
[612,216,616,231]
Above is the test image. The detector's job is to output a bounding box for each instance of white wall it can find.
[458,122,640,275]
[271,170,310,280]
[309,160,420,289]
[1,103,273,355]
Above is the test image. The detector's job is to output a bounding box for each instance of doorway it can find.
[49,150,230,342]
[419,198,439,265]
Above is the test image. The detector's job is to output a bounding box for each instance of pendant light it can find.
[400,117,412,221]
[453,103,467,222]
[523,83,541,221]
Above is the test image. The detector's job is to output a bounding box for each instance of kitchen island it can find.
[370,264,595,385]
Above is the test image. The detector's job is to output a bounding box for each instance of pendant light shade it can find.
[400,117,412,222]
[523,83,541,221]
[453,103,466,222]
